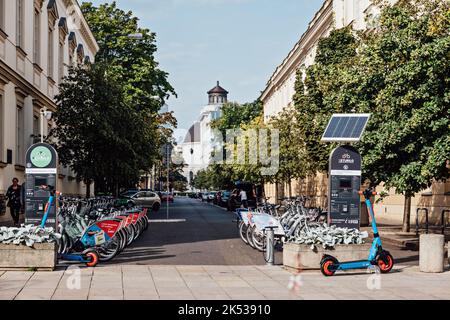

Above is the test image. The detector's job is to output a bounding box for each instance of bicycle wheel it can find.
[98,237,121,262]
[133,222,141,241]
[118,229,127,251]
[57,233,67,254]
[251,228,266,252]
[239,221,249,244]
[126,226,135,246]
[246,225,256,249]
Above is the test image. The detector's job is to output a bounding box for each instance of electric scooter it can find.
[39,185,99,267]
[320,188,394,276]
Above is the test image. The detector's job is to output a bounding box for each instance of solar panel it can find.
[321,114,371,142]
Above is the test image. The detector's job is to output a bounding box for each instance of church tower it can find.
[207,81,228,105]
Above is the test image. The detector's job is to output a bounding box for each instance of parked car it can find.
[207,192,217,202]
[201,192,209,202]
[118,190,161,211]
[219,190,232,208]
[160,192,174,203]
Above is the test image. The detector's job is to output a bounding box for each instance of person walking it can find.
[6,178,22,226]
[240,189,248,208]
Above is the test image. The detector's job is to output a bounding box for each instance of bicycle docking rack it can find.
[416,207,450,236]
[416,208,429,236]
[442,209,450,235]
[264,226,277,266]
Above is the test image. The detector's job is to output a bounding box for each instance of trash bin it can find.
[419,234,444,273]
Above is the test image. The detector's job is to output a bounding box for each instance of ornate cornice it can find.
[34,0,44,11]
[58,17,69,44]
[47,0,59,28]
[68,32,77,53]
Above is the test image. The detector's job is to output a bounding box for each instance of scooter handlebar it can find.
[358,191,377,195]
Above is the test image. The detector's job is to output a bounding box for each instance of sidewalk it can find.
[1,265,449,300]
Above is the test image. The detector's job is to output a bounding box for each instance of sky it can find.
[88,0,324,140]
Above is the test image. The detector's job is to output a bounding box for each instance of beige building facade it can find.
[260,0,449,224]
[0,0,99,223]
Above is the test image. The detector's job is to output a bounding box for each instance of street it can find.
[108,197,283,265]
[106,197,418,267]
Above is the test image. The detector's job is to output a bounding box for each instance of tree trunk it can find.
[274,181,279,205]
[402,194,412,233]
[85,181,91,199]
[288,178,292,198]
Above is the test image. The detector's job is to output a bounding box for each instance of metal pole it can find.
[265,227,276,266]
[166,144,170,220]
[40,108,45,143]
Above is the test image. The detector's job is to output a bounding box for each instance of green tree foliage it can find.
[268,106,306,197]
[293,27,358,174]
[52,65,144,197]
[211,100,263,135]
[293,0,450,231]
[52,2,176,196]
[81,1,175,112]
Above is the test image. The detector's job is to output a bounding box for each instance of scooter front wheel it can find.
[320,256,338,277]
[85,251,99,267]
[377,252,394,273]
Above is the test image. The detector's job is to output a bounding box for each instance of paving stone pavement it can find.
[0,265,449,300]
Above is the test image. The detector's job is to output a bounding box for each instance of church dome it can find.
[184,122,200,143]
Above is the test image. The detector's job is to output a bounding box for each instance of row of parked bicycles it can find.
[56,196,149,267]
[235,196,328,252]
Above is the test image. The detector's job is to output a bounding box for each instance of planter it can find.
[283,242,372,270]
[0,243,56,271]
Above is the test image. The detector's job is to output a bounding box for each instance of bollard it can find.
[265,226,276,266]
[419,234,444,273]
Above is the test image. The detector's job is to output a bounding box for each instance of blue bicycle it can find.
[320,188,394,276]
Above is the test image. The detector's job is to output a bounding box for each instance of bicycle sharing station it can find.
[247,113,396,274]
[0,142,151,271]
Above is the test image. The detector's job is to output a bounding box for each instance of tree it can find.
[52,2,176,196]
[211,100,263,135]
[268,106,306,197]
[81,2,175,113]
[293,27,358,175]
[355,0,450,232]
[52,64,137,197]
[292,0,450,232]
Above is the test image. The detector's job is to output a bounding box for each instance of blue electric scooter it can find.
[320,188,394,276]
[39,185,99,267]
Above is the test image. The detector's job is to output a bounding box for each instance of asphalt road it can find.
[109,197,419,266]
[109,197,283,265]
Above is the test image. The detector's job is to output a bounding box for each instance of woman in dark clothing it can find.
[6,178,22,226]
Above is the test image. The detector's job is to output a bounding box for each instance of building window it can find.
[16,0,24,47]
[58,42,64,83]
[34,9,41,65]
[32,114,39,144]
[48,28,54,78]
[16,105,24,165]
[0,0,5,31]
[0,92,3,162]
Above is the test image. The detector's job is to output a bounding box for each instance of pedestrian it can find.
[6,178,22,226]
[228,189,238,211]
[240,189,248,208]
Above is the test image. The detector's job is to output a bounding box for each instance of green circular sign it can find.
[30,146,53,168]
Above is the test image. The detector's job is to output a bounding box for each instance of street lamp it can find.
[40,108,52,143]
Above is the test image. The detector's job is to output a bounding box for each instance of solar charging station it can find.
[321,114,371,230]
